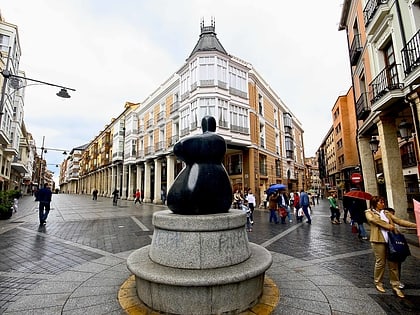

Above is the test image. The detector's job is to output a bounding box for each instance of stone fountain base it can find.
[127,210,272,315]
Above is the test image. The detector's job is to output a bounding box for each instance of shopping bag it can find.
[387,232,411,262]
[351,224,358,234]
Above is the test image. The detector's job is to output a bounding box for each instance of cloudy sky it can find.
[1,0,350,182]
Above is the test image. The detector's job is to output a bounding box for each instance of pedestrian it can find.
[293,191,300,220]
[383,207,413,291]
[161,188,166,204]
[38,183,52,226]
[233,190,243,209]
[348,198,368,240]
[299,189,311,224]
[342,192,350,223]
[245,188,255,224]
[262,190,268,209]
[327,193,341,224]
[92,188,98,200]
[316,192,319,205]
[12,186,22,213]
[268,191,279,224]
[134,188,142,204]
[241,199,252,232]
[277,190,290,224]
[112,189,119,206]
[365,196,417,298]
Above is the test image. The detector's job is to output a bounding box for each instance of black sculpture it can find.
[167,116,233,215]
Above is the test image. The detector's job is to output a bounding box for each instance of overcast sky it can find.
[1,0,351,182]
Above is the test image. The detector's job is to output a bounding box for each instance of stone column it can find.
[154,159,162,204]
[122,164,128,199]
[358,136,378,197]
[129,164,136,200]
[166,155,175,191]
[378,116,408,219]
[144,162,151,203]
[136,164,142,192]
[111,165,116,197]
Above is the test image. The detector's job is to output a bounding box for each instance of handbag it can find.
[351,224,358,234]
[387,232,411,262]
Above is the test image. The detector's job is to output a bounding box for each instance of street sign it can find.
[351,173,362,184]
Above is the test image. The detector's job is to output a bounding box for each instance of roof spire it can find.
[188,17,227,59]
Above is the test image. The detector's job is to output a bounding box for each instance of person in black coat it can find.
[347,198,368,240]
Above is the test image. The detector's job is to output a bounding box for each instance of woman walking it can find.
[365,196,416,298]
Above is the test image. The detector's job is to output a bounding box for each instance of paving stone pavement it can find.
[1,194,420,314]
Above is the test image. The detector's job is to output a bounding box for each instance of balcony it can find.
[355,92,371,120]
[218,120,229,129]
[170,101,180,116]
[145,146,154,155]
[168,135,179,147]
[401,29,420,84]
[157,111,165,122]
[369,65,403,104]
[350,34,363,66]
[155,141,166,152]
[363,0,389,29]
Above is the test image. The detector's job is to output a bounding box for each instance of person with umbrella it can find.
[268,190,279,224]
[347,198,368,240]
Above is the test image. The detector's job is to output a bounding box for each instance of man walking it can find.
[299,189,311,224]
[38,183,52,225]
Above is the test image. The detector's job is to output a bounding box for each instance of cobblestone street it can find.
[1,194,420,314]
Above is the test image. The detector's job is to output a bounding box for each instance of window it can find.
[384,41,398,88]
[180,108,190,135]
[0,34,10,53]
[229,66,246,92]
[191,59,198,85]
[259,155,267,176]
[260,123,265,148]
[228,154,242,175]
[285,136,294,159]
[274,108,278,127]
[217,58,227,83]
[218,99,229,128]
[191,100,198,129]
[199,97,215,121]
[180,72,190,95]
[230,104,249,133]
[199,56,215,81]
[258,94,263,115]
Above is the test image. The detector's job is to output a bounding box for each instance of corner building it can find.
[77,20,305,206]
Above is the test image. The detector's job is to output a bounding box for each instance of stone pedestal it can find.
[127,210,272,315]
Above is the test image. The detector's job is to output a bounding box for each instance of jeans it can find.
[301,205,311,223]
[358,223,367,237]
[269,209,279,223]
[39,202,50,223]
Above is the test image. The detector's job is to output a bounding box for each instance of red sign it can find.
[351,173,362,184]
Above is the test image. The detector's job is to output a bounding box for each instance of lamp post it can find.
[37,136,68,187]
[0,47,76,125]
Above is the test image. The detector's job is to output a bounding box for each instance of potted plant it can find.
[0,190,17,220]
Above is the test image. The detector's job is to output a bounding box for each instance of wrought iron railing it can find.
[355,92,370,120]
[350,34,362,65]
[369,64,402,103]
[401,29,420,76]
[363,0,388,27]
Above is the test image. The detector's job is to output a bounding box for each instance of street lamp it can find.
[0,47,76,122]
[37,136,68,186]
[369,136,380,154]
[398,120,412,141]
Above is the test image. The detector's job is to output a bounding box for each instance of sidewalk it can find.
[0,194,420,314]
